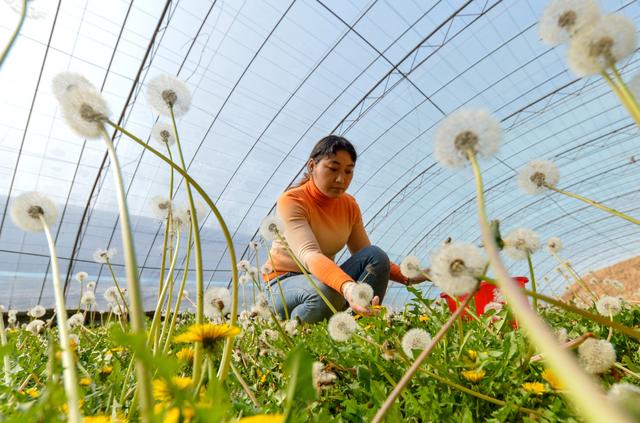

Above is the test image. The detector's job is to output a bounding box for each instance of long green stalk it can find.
[161,224,192,353]
[608,66,640,126]
[267,250,289,319]
[148,229,180,351]
[467,151,631,423]
[372,291,476,423]
[39,217,82,423]
[0,307,12,386]
[105,120,239,382]
[100,128,153,422]
[545,184,639,225]
[168,107,205,381]
[162,226,192,354]
[0,0,27,70]
[526,253,537,311]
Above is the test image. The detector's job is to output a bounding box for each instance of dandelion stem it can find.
[0,0,27,70]
[162,224,193,354]
[552,252,598,302]
[467,150,632,423]
[526,253,537,311]
[545,184,639,225]
[230,362,260,407]
[614,362,640,381]
[105,119,239,382]
[268,250,289,319]
[421,369,543,416]
[100,127,153,422]
[148,229,180,352]
[372,289,476,423]
[600,70,640,128]
[105,259,130,317]
[39,217,82,423]
[608,66,640,126]
[0,307,12,386]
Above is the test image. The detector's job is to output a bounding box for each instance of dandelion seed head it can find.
[567,14,637,77]
[327,312,357,342]
[261,261,274,276]
[431,242,484,296]
[237,260,251,272]
[10,192,58,232]
[150,196,172,219]
[504,228,540,260]
[93,248,117,264]
[284,319,298,336]
[401,328,432,358]
[434,109,502,168]
[539,0,600,45]
[249,240,261,251]
[312,361,337,389]
[204,287,231,320]
[578,338,616,374]
[26,319,45,335]
[400,256,422,279]
[608,383,640,413]
[147,75,192,117]
[75,271,88,283]
[60,87,110,139]
[81,291,96,307]
[517,160,560,195]
[103,287,120,303]
[52,72,95,103]
[546,237,563,254]
[596,296,622,317]
[555,328,568,344]
[350,283,374,308]
[259,215,285,241]
[28,305,46,318]
[67,312,85,329]
[151,121,176,146]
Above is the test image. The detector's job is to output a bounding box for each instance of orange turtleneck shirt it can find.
[265,179,408,293]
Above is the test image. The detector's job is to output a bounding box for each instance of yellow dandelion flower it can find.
[153,376,193,402]
[461,369,485,383]
[176,348,194,363]
[522,382,546,395]
[84,417,111,423]
[79,377,92,386]
[467,350,477,360]
[99,366,113,377]
[363,324,374,331]
[174,323,240,350]
[541,368,564,390]
[110,347,126,353]
[25,387,40,398]
[61,399,84,413]
[158,406,195,423]
[238,415,284,423]
[419,315,429,322]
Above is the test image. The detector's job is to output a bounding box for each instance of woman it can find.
[263,135,429,323]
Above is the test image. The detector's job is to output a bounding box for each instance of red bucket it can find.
[439,277,528,321]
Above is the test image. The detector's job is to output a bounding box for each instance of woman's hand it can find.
[407,268,432,285]
[341,281,380,315]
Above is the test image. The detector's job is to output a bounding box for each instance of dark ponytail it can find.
[288,135,357,190]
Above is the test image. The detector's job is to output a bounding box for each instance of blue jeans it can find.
[269,245,390,323]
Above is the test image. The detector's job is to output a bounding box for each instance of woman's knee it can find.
[363,245,390,271]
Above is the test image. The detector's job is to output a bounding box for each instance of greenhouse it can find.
[0,0,639,421]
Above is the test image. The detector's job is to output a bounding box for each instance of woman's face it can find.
[309,150,355,198]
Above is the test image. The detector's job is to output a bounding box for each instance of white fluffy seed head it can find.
[93,247,117,264]
[546,237,563,254]
[327,312,357,342]
[103,287,120,303]
[350,283,374,308]
[60,87,110,139]
[260,215,285,241]
[147,75,192,117]
[75,271,88,283]
[539,0,600,45]
[52,72,96,103]
[10,192,58,232]
[596,296,622,317]
[26,319,45,335]
[578,338,616,374]
[503,228,540,261]
[433,109,502,168]
[150,196,172,219]
[249,240,261,251]
[81,291,96,306]
[517,159,560,195]
[151,121,176,146]
[204,287,231,320]
[28,305,46,318]
[86,281,96,290]
[237,260,251,272]
[431,242,484,296]
[607,383,640,416]
[67,312,85,329]
[400,256,422,279]
[261,261,274,276]
[567,14,637,77]
[401,328,432,358]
